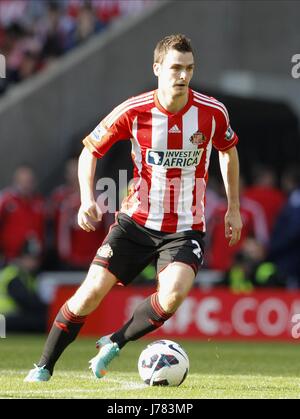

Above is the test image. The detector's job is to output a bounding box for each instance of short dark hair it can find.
[154,34,194,64]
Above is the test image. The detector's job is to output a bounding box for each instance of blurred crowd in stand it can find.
[1,161,300,292]
[205,165,300,290]
[0,160,113,271]
[0,0,155,95]
[0,159,114,332]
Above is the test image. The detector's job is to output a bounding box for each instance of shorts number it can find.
[191,240,201,259]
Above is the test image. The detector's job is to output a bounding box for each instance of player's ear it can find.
[153,62,160,77]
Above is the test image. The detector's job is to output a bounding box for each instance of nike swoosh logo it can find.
[168,344,188,360]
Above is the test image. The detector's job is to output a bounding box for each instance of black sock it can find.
[38,302,87,375]
[110,293,173,349]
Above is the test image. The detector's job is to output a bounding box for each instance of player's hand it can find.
[224,208,243,247]
[78,201,102,232]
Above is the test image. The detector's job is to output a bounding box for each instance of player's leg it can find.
[110,263,195,350]
[88,219,203,379]
[109,235,203,350]
[83,213,157,378]
[24,265,117,382]
[156,262,195,312]
[156,235,204,313]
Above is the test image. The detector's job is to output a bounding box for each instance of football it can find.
[138,339,189,386]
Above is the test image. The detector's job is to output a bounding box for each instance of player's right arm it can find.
[78,99,134,231]
[77,147,101,232]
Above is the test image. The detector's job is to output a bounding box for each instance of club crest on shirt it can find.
[97,244,113,258]
[189,130,206,145]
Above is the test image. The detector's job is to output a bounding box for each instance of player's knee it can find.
[69,288,99,315]
[69,268,116,315]
[78,280,108,312]
[83,292,101,312]
[159,289,186,313]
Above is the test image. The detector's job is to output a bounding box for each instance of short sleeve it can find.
[212,104,238,151]
[83,107,132,158]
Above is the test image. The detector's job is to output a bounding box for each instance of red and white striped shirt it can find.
[83,88,238,233]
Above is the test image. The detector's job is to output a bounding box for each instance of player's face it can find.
[154,49,194,97]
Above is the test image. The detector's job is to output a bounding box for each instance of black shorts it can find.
[92,213,205,286]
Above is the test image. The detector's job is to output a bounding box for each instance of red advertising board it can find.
[49,286,300,341]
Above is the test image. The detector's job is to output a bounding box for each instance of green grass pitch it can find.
[1,335,300,399]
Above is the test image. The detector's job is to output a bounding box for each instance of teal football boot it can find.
[89,336,120,379]
[24,365,51,382]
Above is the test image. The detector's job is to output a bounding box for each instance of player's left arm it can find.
[219,146,243,246]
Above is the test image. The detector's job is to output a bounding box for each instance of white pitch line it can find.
[0,389,121,395]
[0,384,146,395]
[0,375,146,394]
